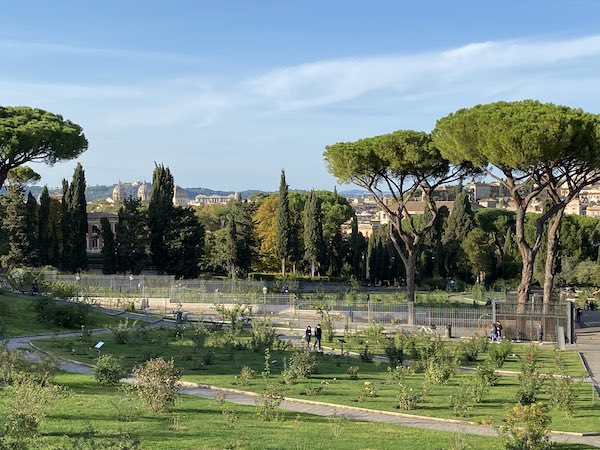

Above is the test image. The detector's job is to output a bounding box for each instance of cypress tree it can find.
[38,186,50,266]
[25,192,39,265]
[303,190,325,277]
[116,198,149,275]
[366,235,376,283]
[442,192,473,276]
[164,207,205,279]
[0,182,29,269]
[349,215,363,278]
[225,216,239,279]
[69,163,88,271]
[275,169,291,276]
[100,216,117,274]
[148,164,174,274]
[48,223,60,268]
[60,178,71,270]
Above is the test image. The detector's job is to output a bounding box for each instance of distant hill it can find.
[27,183,269,202]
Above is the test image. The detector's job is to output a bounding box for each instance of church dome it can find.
[137,181,151,203]
[173,185,189,206]
[112,182,125,203]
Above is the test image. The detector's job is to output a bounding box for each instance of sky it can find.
[2,0,600,191]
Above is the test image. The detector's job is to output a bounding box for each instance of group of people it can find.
[490,320,503,341]
[304,324,323,350]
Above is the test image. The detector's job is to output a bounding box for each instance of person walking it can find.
[495,321,503,341]
[490,322,498,342]
[304,326,312,348]
[313,324,322,351]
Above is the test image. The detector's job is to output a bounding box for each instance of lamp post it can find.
[262,286,268,320]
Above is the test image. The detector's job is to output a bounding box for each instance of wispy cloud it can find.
[248,35,600,110]
[0,39,200,64]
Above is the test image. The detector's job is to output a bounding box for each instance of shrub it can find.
[384,340,404,366]
[516,345,543,405]
[111,318,136,345]
[359,344,374,362]
[256,386,284,421]
[47,281,78,299]
[190,323,210,351]
[2,375,61,439]
[249,320,276,352]
[475,361,498,387]
[282,347,317,384]
[133,358,182,413]
[387,365,414,383]
[424,355,456,385]
[347,366,359,380]
[548,351,576,416]
[33,297,90,328]
[396,383,424,410]
[500,403,551,450]
[94,354,125,386]
[358,381,378,402]
[454,337,483,364]
[235,366,256,386]
[450,382,474,417]
[488,339,513,368]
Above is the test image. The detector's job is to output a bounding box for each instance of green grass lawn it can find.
[0,294,124,337]
[0,372,516,450]
[35,326,600,434]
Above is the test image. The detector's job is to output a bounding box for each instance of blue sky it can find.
[2,0,600,190]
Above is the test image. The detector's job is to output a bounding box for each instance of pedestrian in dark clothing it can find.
[491,323,498,342]
[314,324,322,350]
[304,326,312,347]
[537,325,544,343]
[495,321,503,341]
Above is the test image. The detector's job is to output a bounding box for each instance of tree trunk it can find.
[281,258,286,277]
[311,261,315,278]
[405,250,418,325]
[543,210,563,313]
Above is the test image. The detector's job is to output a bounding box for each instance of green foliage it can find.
[500,403,551,450]
[0,182,30,269]
[454,337,484,365]
[1,375,61,440]
[0,106,87,187]
[47,281,78,299]
[548,351,577,416]
[303,190,326,277]
[396,383,425,410]
[236,366,256,386]
[359,345,374,362]
[100,216,117,274]
[475,361,499,387]
[132,357,182,413]
[33,297,90,328]
[384,339,404,367]
[148,164,175,275]
[164,206,205,279]
[282,347,317,384]
[275,169,292,275]
[347,366,359,380]
[116,198,149,274]
[61,163,88,272]
[516,346,544,405]
[489,340,513,368]
[249,319,276,352]
[443,192,474,278]
[94,354,125,386]
[256,386,284,421]
[424,355,456,385]
[110,318,136,345]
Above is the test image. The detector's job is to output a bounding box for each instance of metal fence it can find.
[40,271,570,341]
[494,301,569,342]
